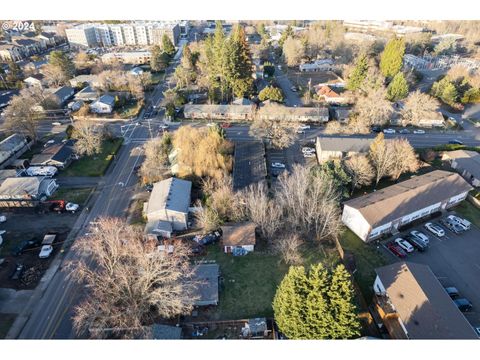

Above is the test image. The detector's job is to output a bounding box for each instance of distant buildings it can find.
[0,134,31,169]
[0,177,58,207]
[299,59,335,72]
[343,20,426,36]
[342,170,472,242]
[101,51,151,65]
[65,22,181,48]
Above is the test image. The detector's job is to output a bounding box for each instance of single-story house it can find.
[333,107,351,123]
[0,169,23,186]
[90,94,115,114]
[191,263,219,306]
[49,86,75,106]
[69,74,101,88]
[30,139,76,169]
[221,222,256,254]
[144,219,173,239]
[315,136,385,163]
[184,104,253,121]
[0,90,19,109]
[418,111,445,128]
[74,86,98,102]
[442,150,480,187]
[317,86,348,105]
[342,170,473,242]
[24,74,46,88]
[0,176,58,207]
[0,134,31,169]
[299,59,334,72]
[373,262,478,339]
[143,177,192,231]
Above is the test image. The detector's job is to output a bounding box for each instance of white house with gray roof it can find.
[315,136,389,163]
[90,94,115,114]
[143,177,192,231]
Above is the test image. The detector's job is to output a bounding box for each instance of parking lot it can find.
[380,210,480,330]
[232,141,267,191]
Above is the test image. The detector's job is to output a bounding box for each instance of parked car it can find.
[298,125,310,131]
[220,122,232,128]
[0,215,6,223]
[10,263,25,280]
[39,245,53,259]
[144,184,153,192]
[445,287,460,299]
[447,215,471,231]
[206,122,216,127]
[290,86,298,92]
[193,230,221,246]
[271,162,286,169]
[399,129,410,134]
[65,202,79,214]
[52,121,62,126]
[424,222,445,237]
[44,139,55,147]
[410,230,430,245]
[387,242,407,259]
[383,128,396,134]
[303,153,316,158]
[13,239,41,256]
[404,234,428,252]
[449,139,464,145]
[413,129,425,134]
[454,298,473,312]
[302,147,315,154]
[395,238,414,253]
[371,126,382,133]
[440,218,464,234]
[160,124,169,130]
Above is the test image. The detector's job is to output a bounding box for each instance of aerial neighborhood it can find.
[1,18,480,342]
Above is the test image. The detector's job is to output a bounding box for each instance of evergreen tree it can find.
[441,81,458,106]
[273,263,361,339]
[313,160,351,199]
[258,86,284,102]
[387,72,409,101]
[150,45,169,72]
[279,25,294,47]
[5,60,23,87]
[162,34,176,57]
[49,50,75,80]
[227,25,253,98]
[346,53,369,91]
[181,44,194,70]
[380,38,406,78]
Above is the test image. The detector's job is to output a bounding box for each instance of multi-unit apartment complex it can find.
[65,22,181,48]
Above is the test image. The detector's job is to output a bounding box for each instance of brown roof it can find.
[317,85,340,98]
[221,222,256,247]
[375,262,478,339]
[343,170,473,228]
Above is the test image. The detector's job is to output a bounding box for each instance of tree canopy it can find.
[380,38,405,78]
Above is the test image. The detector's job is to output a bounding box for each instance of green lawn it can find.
[0,314,16,339]
[60,138,123,177]
[202,243,335,320]
[115,100,143,119]
[50,187,93,205]
[454,201,480,229]
[338,229,389,302]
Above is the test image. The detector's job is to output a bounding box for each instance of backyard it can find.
[115,99,144,119]
[60,138,123,177]
[201,242,338,320]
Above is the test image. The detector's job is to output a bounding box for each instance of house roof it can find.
[184,104,253,116]
[0,176,47,197]
[96,94,115,106]
[316,135,379,153]
[0,90,19,108]
[232,97,253,105]
[0,134,28,162]
[343,170,473,228]
[317,85,340,98]
[221,222,256,247]
[445,150,480,180]
[52,86,74,99]
[0,169,20,183]
[145,177,192,215]
[30,140,75,166]
[192,264,219,306]
[375,262,478,339]
[25,74,45,82]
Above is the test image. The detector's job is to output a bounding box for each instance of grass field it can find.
[339,229,389,301]
[455,200,480,229]
[202,242,337,320]
[60,138,123,177]
[116,100,143,119]
[50,187,93,205]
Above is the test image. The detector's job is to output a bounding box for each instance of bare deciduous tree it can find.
[139,134,172,184]
[194,201,222,232]
[250,105,297,149]
[70,218,197,339]
[283,37,305,67]
[72,120,104,156]
[324,120,345,134]
[353,86,393,127]
[369,133,395,186]
[343,154,374,193]
[388,138,419,180]
[42,63,69,87]
[207,176,245,223]
[273,233,304,265]
[400,90,440,127]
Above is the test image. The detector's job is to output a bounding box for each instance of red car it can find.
[386,242,407,259]
[220,122,232,128]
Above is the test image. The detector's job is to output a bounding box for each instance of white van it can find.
[25,166,58,177]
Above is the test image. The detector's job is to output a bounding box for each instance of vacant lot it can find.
[286,70,341,89]
[50,187,93,205]
[60,138,123,177]
[200,242,337,320]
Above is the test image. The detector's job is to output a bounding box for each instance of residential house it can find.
[0,176,58,207]
[36,32,59,47]
[24,74,46,88]
[257,103,329,123]
[221,222,256,254]
[143,177,192,231]
[373,262,478,339]
[299,59,334,72]
[74,86,98,102]
[442,150,480,187]
[90,94,116,114]
[101,51,151,65]
[69,74,101,88]
[0,169,23,186]
[0,134,31,169]
[191,264,219,306]
[342,170,473,242]
[11,35,45,57]
[316,85,349,105]
[333,107,351,123]
[232,97,253,105]
[315,136,383,163]
[30,140,76,169]
[49,86,75,106]
[0,43,23,61]
[418,111,445,128]
[183,104,253,121]
[0,90,19,109]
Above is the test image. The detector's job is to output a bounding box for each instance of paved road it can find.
[274,67,302,107]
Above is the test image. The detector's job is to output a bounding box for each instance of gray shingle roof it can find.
[317,135,379,153]
[146,177,192,215]
[375,262,478,339]
[192,264,219,306]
